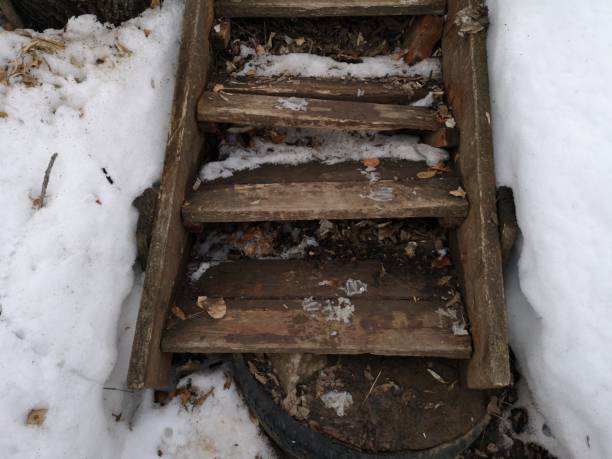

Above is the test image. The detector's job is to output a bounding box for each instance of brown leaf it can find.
[255,44,265,56]
[416,170,437,179]
[26,408,47,426]
[361,158,380,169]
[0,111,8,118]
[294,37,305,47]
[171,305,187,321]
[449,186,467,198]
[431,256,452,269]
[150,0,161,8]
[430,162,451,173]
[199,297,226,320]
[212,83,224,93]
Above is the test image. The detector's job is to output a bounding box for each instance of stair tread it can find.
[212,76,433,105]
[183,160,468,224]
[197,92,442,131]
[215,0,446,17]
[162,259,472,357]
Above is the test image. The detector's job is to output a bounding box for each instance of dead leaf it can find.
[449,187,467,198]
[268,129,286,144]
[445,292,462,307]
[171,304,187,321]
[143,29,152,37]
[223,369,232,390]
[431,162,451,173]
[361,158,380,169]
[404,242,417,258]
[437,275,452,286]
[255,44,265,56]
[432,256,452,269]
[247,68,256,77]
[26,408,47,426]
[150,0,161,8]
[417,170,437,179]
[294,37,305,47]
[212,83,224,93]
[0,112,7,118]
[265,32,276,50]
[200,297,226,320]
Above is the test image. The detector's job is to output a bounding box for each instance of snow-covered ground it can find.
[2,0,612,458]
[0,2,273,458]
[488,1,612,458]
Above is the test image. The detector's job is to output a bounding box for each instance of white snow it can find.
[320,391,353,417]
[0,3,273,458]
[340,279,368,297]
[200,129,448,181]
[488,0,612,457]
[301,297,355,323]
[238,46,441,80]
[275,96,308,111]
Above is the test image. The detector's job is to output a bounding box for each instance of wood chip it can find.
[26,408,47,426]
[255,44,265,56]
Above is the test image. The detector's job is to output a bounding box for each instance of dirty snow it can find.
[0,3,273,458]
[238,45,441,80]
[301,297,355,324]
[488,0,612,457]
[200,129,448,181]
[320,390,353,417]
[340,278,368,297]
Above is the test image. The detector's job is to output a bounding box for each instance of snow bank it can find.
[488,1,612,457]
[201,129,448,181]
[238,45,441,80]
[0,3,272,458]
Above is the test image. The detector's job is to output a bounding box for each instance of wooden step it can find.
[198,92,442,131]
[215,0,446,17]
[183,160,468,226]
[162,259,472,358]
[213,77,433,105]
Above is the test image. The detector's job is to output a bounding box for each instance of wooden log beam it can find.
[215,0,446,17]
[127,0,214,390]
[442,0,511,389]
[198,92,442,131]
[214,76,432,104]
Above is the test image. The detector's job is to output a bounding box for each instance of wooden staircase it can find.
[128,0,511,392]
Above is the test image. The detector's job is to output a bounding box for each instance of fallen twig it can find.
[32,153,58,209]
[362,369,382,405]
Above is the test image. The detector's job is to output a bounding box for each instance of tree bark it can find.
[14,0,150,30]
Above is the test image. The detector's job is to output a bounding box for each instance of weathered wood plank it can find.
[497,186,518,265]
[183,161,468,225]
[197,92,442,131]
[183,260,454,301]
[215,0,446,17]
[214,77,432,104]
[127,0,214,390]
[442,0,511,388]
[163,260,470,357]
[163,298,471,358]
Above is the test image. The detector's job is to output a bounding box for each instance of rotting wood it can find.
[423,127,459,149]
[198,92,442,131]
[213,77,432,104]
[402,15,444,65]
[183,161,468,225]
[127,0,214,390]
[215,0,446,17]
[442,0,511,389]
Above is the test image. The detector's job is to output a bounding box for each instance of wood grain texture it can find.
[162,260,471,357]
[215,0,446,17]
[442,0,511,388]
[214,77,432,104]
[127,0,214,390]
[197,92,442,131]
[183,161,468,225]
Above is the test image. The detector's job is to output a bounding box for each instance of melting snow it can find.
[340,279,368,296]
[320,391,353,417]
[275,97,308,111]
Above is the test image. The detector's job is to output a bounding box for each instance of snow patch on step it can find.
[200,130,448,182]
[320,390,354,417]
[238,46,441,80]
